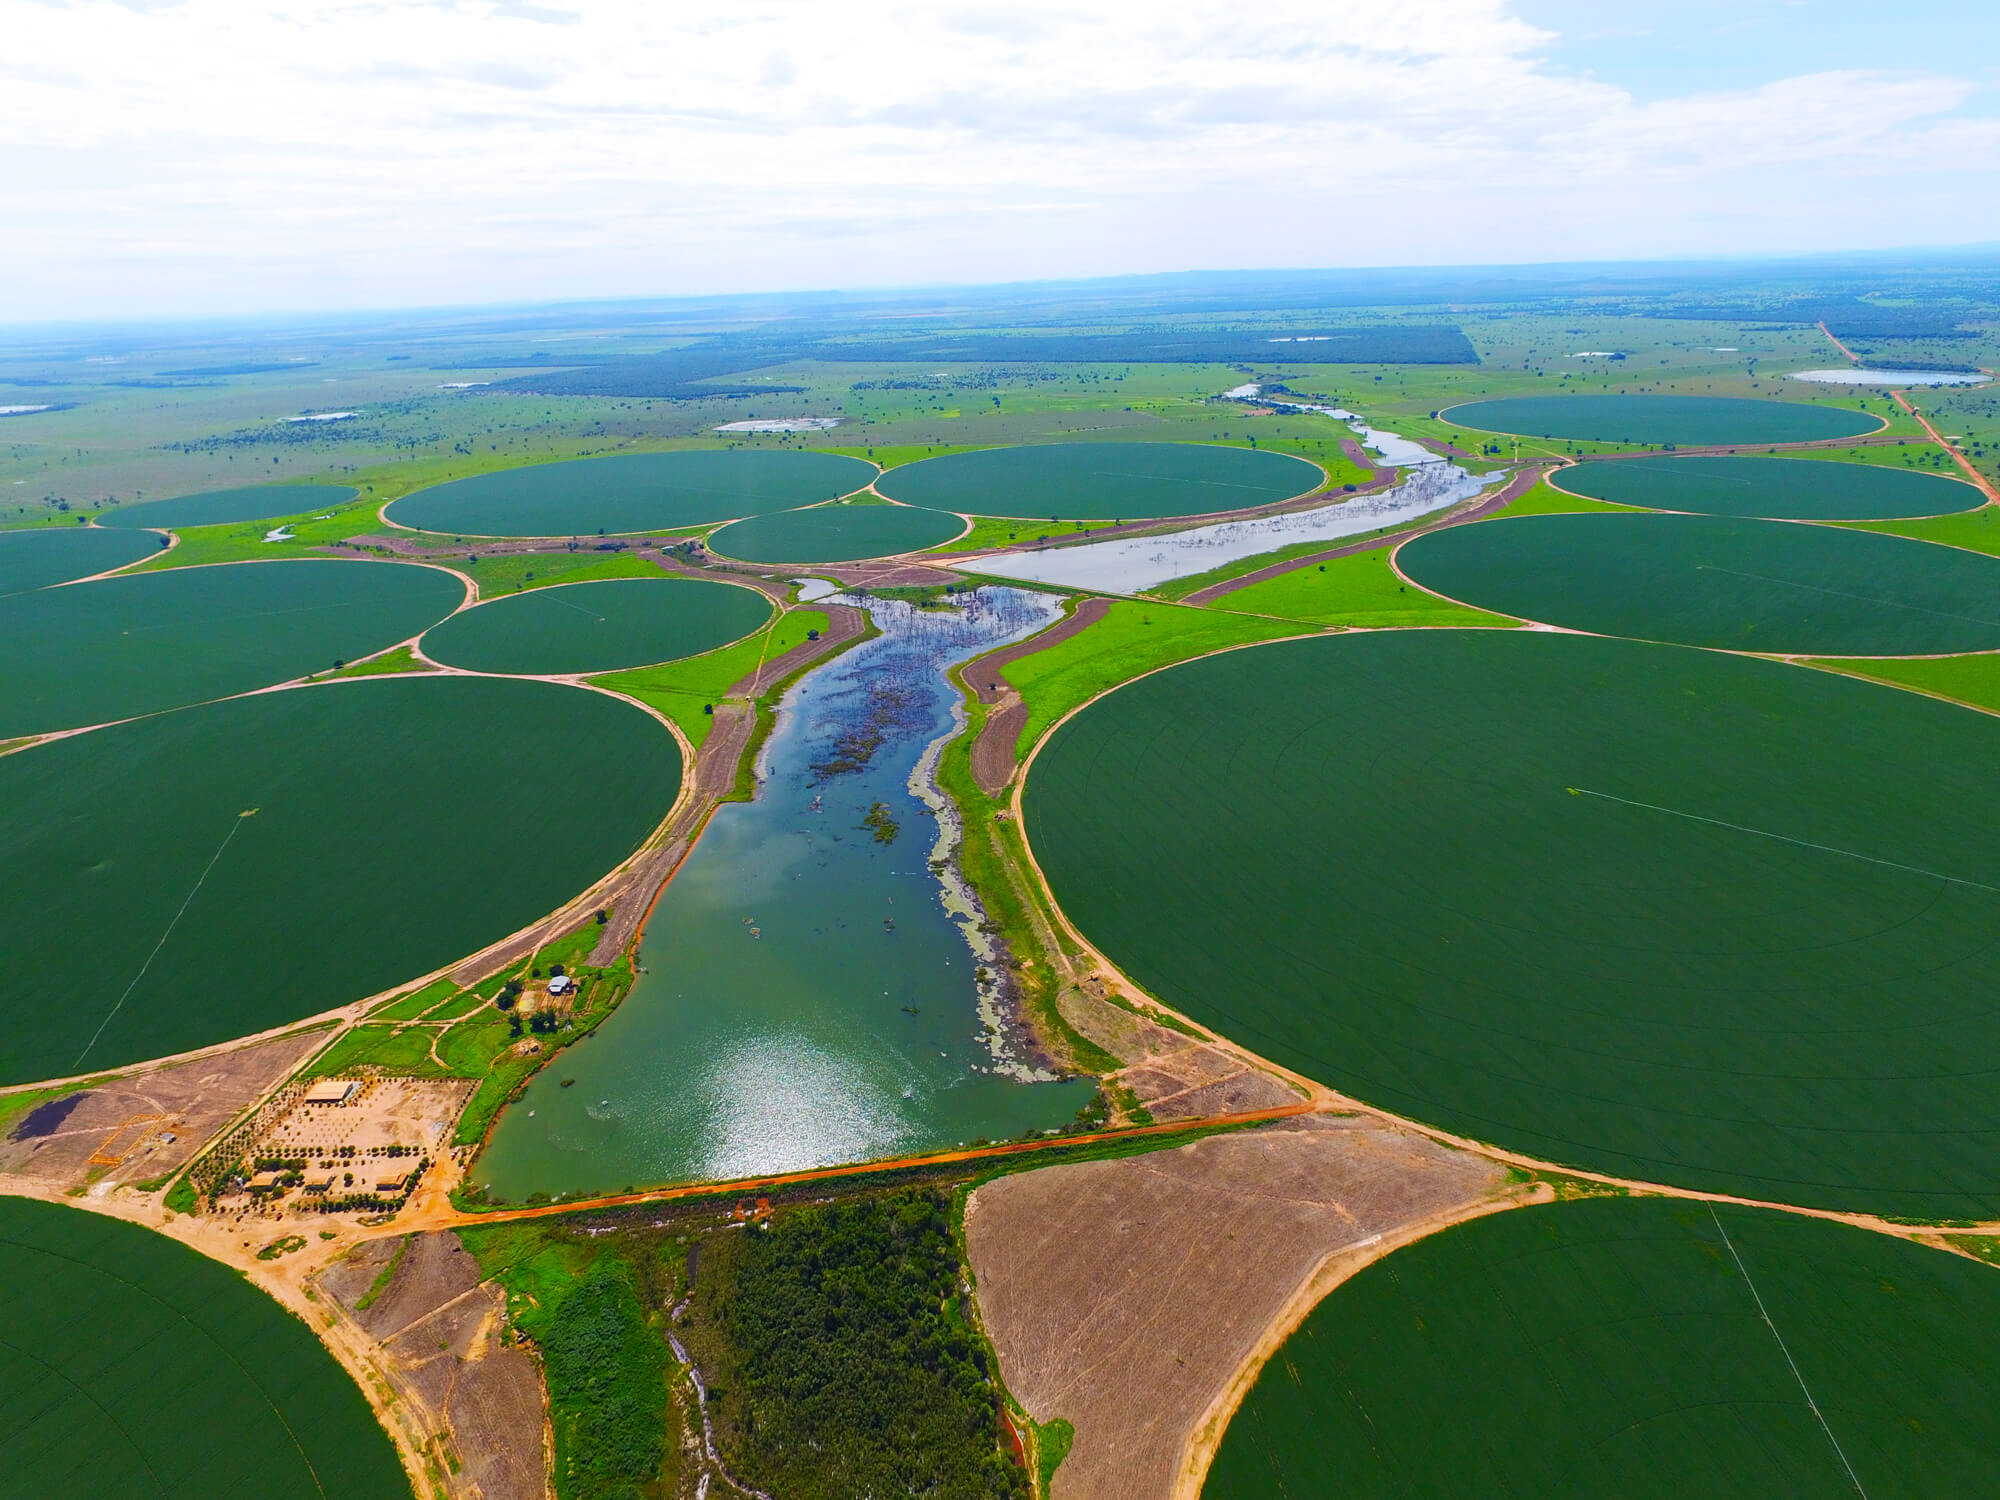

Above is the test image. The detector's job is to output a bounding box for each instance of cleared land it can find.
[387,450,876,537]
[1206,1197,2000,1498]
[1025,629,2000,1218]
[0,558,464,737]
[1399,511,2000,655]
[1552,454,1979,519]
[0,1195,410,1497]
[418,576,770,675]
[0,526,157,593]
[1445,394,1881,445]
[1216,544,1515,628]
[965,1119,1509,1500]
[708,501,966,561]
[101,483,358,530]
[874,442,1322,520]
[0,675,677,1084]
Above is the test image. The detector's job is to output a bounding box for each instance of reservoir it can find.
[475,587,1095,1200]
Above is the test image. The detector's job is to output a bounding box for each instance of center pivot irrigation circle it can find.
[1025,629,2000,1218]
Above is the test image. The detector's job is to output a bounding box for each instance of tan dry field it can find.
[266,1076,474,1156]
[1058,977,1298,1120]
[320,1230,547,1500]
[966,1116,1525,1500]
[0,1030,321,1191]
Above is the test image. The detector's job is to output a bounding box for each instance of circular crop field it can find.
[0,1196,408,1498]
[873,442,1321,520]
[0,558,464,737]
[1445,395,1881,446]
[1206,1197,2000,1499]
[708,502,965,562]
[1025,630,2000,1218]
[420,576,769,675]
[1399,512,2000,655]
[0,675,677,1083]
[1551,455,1979,519]
[0,526,157,594]
[387,450,876,537]
[101,483,358,531]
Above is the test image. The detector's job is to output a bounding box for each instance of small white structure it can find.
[303,1078,360,1106]
[547,974,577,997]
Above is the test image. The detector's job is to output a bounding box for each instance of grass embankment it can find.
[323,644,435,678]
[467,548,662,597]
[1217,545,1517,630]
[131,494,387,570]
[1490,479,1640,518]
[1808,652,2000,714]
[1001,600,1302,760]
[1846,505,2000,557]
[595,608,829,748]
[458,1221,680,1500]
[684,1188,1027,1500]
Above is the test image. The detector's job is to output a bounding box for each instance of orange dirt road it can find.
[1889,389,2000,505]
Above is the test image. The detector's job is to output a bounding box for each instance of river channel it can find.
[476,587,1095,1200]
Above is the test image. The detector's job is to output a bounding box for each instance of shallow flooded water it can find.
[476,587,1093,1200]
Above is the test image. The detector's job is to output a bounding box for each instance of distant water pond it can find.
[1791,368,1989,387]
[476,587,1094,1199]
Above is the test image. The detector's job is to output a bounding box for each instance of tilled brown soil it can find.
[962,597,1113,796]
[323,1230,547,1500]
[965,1118,1509,1500]
[0,1030,320,1190]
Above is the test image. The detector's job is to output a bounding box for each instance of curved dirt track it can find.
[963,597,1114,795]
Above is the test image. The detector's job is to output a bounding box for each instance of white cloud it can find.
[0,0,1994,319]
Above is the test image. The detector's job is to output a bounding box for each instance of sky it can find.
[4,0,1999,322]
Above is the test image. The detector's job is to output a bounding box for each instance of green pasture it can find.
[419,577,770,676]
[874,442,1322,520]
[1849,505,2000,557]
[0,1195,409,1498]
[0,559,463,737]
[998,600,1302,760]
[0,675,677,1085]
[0,527,157,595]
[1217,545,1516,629]
[386,450,876,537]
[1552,455,1979,519]
[1444,395,1881,446]
[708,502,966,562]
[1026,630,2000,1218]
[1399,512,2000,656]
[466,548,663,598]
[1488,480,1639,518]
[1809,652,2000,715]
[1205,1197,2000,1499]
[100,483,358,531]
[594,607,830,747]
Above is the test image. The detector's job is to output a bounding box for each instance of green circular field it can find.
[0,559,464,737]
[1446,395,1881,446]
[873,442,1321,520]
[1025,630,2000,1218]
[386,450,876,537]
[1399,512,2000,655]
[0,675,677,1083]
[419,576,769,675]
[100,483,358,531]
[0,527,157,595]
[708,503,966,562]
[0,1195,409,1497]
[1551,455,1979,519]
[1206,1197,2000,1499]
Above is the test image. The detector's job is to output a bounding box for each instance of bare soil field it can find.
[965,1117,1514,1500]
[1056,979,1297,1121]
[322,1230,547,1500]
[0,1030,320,1190]
[266,1076,474,1155]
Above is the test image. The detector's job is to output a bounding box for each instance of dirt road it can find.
[1889,389,2000,504]
[961,598,1115,795]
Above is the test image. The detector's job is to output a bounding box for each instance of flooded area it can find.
[970,406,1507,593]
[476,587,1094,1200]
